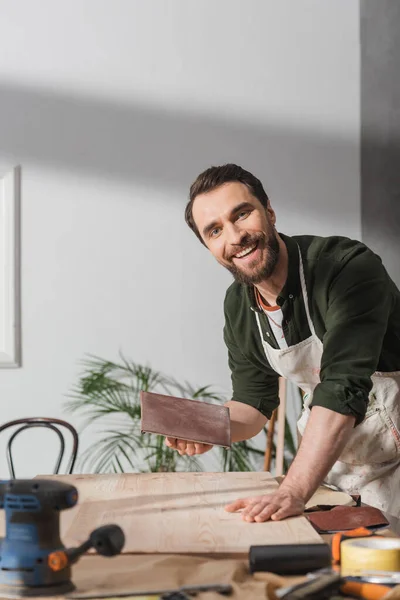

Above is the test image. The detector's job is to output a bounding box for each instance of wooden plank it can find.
[37,472,322,555]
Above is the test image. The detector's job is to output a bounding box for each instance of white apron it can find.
[255,248,400,517]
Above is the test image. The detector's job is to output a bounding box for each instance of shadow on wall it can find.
[0,81,357,209]
[361,0,400,286]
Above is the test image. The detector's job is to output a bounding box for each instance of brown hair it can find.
[185,164,269,244]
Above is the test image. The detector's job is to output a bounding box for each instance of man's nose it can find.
[225,223,246,246]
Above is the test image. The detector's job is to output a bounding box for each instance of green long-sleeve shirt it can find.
[223,233,400,425]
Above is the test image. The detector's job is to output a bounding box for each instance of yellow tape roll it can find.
[341,537,400,576]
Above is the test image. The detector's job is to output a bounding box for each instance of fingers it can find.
[183,442,196,456]
[224,497,253,513]
[243,497,277,522]
[270,503,303,521]
[177,439,189,454]
[195,443,213,454]
[270,508,290,521]
[164,438,213,455]
[224,494,294,522]
[224,496,273,520]
[165,437,178,449]
[181,442,213,456]
[253,503,280,522]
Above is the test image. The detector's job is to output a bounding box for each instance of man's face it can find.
[192,182,280,285]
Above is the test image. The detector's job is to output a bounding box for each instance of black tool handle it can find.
[249,543,331,575]
[89,524,125,556]
[66,524,125,564]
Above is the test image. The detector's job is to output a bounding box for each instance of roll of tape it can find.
[341,537,400,576]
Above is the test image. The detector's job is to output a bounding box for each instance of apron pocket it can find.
[339,406,400,466]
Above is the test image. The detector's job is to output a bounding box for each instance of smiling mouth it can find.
[233,242,258,259]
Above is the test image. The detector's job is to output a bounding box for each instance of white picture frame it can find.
[0,166,21,367]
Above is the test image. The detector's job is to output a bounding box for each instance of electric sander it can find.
[0,479,125,597]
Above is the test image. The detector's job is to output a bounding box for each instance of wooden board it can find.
[37,472,322,555]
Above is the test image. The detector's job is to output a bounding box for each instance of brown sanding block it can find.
[307,505,389,533]
[140,391,231,448]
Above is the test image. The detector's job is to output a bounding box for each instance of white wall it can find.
[0,0,360,476]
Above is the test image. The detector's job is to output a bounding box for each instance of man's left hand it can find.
[224,488,305,522]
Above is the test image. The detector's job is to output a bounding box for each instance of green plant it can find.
[65,354,299,474]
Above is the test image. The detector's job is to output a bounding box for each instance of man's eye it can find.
[210,228,221,237]
[237,210,250,219]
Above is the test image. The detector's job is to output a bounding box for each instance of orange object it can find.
[48,550,69,572]
[341,580,392,600]
[331,527,380,564]
[264,409,277,471]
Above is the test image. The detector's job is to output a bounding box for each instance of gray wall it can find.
[361,0,400,286]
[0,0,360,475]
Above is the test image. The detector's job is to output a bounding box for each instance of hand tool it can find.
[275,572,392,600]
[250,530,400,600]
[346,570,400,585]
[249,543,332,575]
[0,479,125,597]
[275,572,342,599]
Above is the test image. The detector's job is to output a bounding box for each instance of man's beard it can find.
[225,228,280,286]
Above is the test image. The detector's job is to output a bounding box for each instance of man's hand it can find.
[224,408,355,523]
[165,437,213,456]
[224,486,305,522]
[164,401,266,458]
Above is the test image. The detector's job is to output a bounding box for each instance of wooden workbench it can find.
[1,472,398,599]
[33,472,348,599]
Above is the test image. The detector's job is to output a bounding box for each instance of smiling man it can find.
[166,163,400,521]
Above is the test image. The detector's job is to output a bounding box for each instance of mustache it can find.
[225,233,265,260]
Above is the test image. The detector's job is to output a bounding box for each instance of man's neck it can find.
[254,235,288,307]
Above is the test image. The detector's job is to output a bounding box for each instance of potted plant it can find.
[66,354,297,473]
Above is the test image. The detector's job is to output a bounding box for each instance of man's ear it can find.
[266,201,276,226]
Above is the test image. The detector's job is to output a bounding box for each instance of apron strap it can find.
[298,246,316,337]
[255,311,265,342]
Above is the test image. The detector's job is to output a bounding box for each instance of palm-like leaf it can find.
[66,353,299,474]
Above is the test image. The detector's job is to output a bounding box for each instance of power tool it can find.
[0,479,125,597]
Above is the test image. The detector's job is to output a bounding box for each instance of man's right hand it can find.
[165,437,213,456]
[164,401,267,457]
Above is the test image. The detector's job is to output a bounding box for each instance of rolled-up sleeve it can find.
[224,313,279,419]
[311,248,394,425]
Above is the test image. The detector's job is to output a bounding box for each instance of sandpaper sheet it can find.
[307,504,389,533]
[140,391,231,448]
